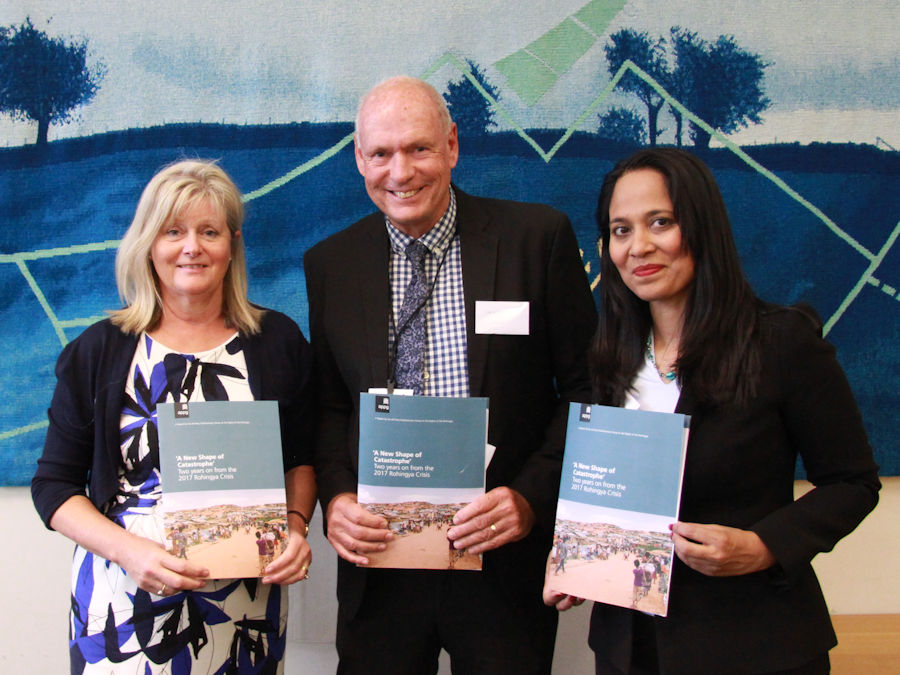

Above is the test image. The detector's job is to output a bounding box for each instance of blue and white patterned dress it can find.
[68,333,288,674]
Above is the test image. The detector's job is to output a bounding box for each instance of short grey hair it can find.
[354,76,453,138]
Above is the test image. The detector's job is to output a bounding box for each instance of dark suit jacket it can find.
[303,187,597,616]
[589,304,881,674]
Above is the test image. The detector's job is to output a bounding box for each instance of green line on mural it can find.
[242,133,354,202]
[494,0,626,105]
[0,239,120,263]
[0,419,49,442]
[59,315,110,328]
[1,53,895,351]
[574,0,628,34]
[619,63,877,264]
[528,18,596,75]
[493,52,557,106]
[15,258,67,346]
[421,53,548,160]
[823,221,900,336]
[1,242,120,349]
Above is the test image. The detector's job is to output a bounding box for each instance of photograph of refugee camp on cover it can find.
[358,486,483,570]
[162,488,287,579]
[549,500,675,616]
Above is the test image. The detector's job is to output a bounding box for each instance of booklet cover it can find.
[548,403,689,616]
[357,393,489,570]
[157,400,287,579]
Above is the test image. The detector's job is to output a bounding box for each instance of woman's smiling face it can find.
[150,198,235,306]
[607,168,695,313]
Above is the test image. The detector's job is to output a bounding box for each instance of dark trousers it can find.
[594,612,830,675]
[336,568,558,675]
[594,653,830,675]
[592,610,831,675]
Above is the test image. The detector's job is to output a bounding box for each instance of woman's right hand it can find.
[542,552,585,611]
[543,587,586,611]
[49,495,209,596]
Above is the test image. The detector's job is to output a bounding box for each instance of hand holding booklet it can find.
[548,403,689,616]
[357,393,490,570]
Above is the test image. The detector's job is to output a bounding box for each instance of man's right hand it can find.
[325,492,393,565]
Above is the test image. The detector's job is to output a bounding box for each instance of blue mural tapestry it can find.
[2,1,898,484]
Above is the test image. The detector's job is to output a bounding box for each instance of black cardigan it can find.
[32,309,313,528]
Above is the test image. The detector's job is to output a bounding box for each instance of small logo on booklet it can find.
[175,402,190,418]
[579,404,592,422]
[375,395,390,413]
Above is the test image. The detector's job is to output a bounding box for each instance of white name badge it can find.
[475,300,530,335]
[368,388,414,396]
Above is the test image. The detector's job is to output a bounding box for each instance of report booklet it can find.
[548,403,689,616]
[157,400,287,579]
[357,393,489,570]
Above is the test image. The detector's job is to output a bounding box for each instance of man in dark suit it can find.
[303,76,597,674]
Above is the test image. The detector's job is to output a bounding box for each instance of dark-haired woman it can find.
[545,148,879,674]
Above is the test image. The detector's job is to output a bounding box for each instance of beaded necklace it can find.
[646,332,677,383]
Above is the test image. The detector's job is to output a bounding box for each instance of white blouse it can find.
[625,352,681,414]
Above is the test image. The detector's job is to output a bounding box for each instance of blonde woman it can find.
[32,160,316,673]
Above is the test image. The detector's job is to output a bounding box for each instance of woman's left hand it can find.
[671,521,775,577]
[261,517,311,585]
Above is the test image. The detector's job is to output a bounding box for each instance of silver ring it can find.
[158,583,167,595]
[490,524,497,532]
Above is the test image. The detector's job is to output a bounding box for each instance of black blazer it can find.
[589,305,880,674]
[303,187,597,616]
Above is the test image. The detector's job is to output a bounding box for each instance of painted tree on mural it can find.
[597,106,647,145]
[668,27,770,150]
[444,59,501,136]
[606,27,769,149]
[0,17,105,146]
[604,29,669,146]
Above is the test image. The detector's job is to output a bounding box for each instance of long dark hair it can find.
[592,148,762,408]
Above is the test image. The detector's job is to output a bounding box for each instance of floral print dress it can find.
[68,333,288,674]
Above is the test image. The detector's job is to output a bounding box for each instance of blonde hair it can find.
[109,159,263,335]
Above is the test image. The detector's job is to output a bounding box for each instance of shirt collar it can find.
[385,187,457,257]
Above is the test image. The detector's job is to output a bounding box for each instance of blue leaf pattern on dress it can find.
[70,333,282,673]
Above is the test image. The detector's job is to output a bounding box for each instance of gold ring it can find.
[158,584,167,595]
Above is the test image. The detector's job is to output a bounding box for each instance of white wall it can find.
[3,478,897,673]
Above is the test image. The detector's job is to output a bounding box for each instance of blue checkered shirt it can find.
[386,188,469,398]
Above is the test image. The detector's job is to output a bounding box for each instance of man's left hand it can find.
[447,487,535,555]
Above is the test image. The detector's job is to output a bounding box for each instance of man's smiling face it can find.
[354,80,458,238]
